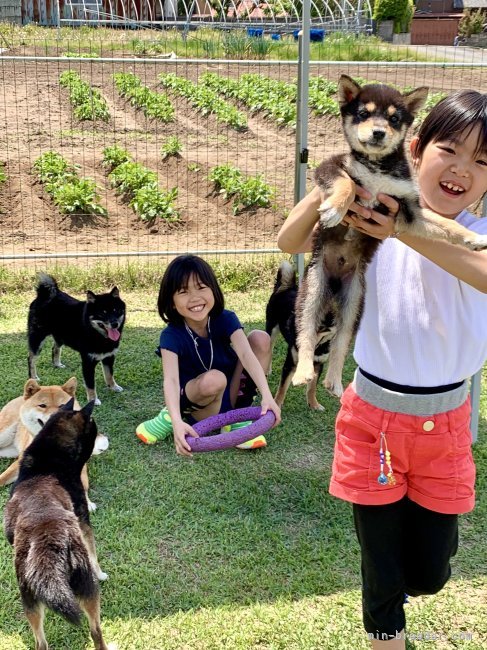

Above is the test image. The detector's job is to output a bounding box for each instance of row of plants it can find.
[209,164,274,215]
[33,151,107,216]
[0,162,6,184]
[159,72,248,131]
[102,145,179,223]
[113,72,174,123]
[59,70,110,122]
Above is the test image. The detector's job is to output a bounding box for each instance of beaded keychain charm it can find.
[378,431,396,486]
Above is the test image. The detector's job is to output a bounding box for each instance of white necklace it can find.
[184,317,213,371]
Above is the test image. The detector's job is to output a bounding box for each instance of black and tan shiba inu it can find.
[266,260,334,410]
[28,275,126,405]
[3,400,112,650]
[293,75,487,397]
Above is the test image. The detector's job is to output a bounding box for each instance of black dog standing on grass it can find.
[4,399,111,650]
[265,260,335,411]
[28,274,126,405]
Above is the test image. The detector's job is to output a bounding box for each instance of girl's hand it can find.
[173,420,199,457]
[259,396,281,428]
[343,188,399,240]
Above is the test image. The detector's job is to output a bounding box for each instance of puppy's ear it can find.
[24,378,41,399]
[81,400,96,419]
[338,75,361,106]
[110,286,120,298]
[61,397,76,411]
[403,87,429,116]
[62,376,77,396]
[86,290,96,303]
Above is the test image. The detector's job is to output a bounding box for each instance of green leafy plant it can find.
[159,73,247,130]
[130,184,179,222]
[102,145,132,171]
[209,164,243,198]
[187,162,200,173]
[209,164,274,214]
[0,162,7,184]
[161,136,182,160]
[33,151,106,216]
[59,70,110,121]
[51,178,107,216]
[234,175,275,214]
[113,72,174,123]
[108,161,158,198]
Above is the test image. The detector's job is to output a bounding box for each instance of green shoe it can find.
[221,421,267,450]
[136,408,173,444]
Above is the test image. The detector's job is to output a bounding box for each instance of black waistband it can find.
[359,368,464,395]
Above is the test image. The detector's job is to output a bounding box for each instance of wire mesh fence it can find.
[1,24,487,269]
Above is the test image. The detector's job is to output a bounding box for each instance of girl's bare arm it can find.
[277,185,323,254]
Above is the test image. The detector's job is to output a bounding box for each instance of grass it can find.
[0,24,435,62]
[0,277,486,649]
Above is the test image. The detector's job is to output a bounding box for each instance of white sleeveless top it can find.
[353,210,487,386]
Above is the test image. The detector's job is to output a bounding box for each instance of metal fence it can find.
[1,39,487,266]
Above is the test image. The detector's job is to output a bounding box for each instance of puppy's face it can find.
[338,75,428,157]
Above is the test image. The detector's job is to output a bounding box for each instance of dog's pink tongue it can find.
[107,328,121,341]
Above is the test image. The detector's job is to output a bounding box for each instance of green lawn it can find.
[0,285,486,649]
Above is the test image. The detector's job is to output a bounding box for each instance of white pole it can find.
[293,0,311,281]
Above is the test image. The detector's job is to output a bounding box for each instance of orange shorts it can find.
[329,385,476,515]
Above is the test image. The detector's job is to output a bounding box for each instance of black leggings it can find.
[353,497,458,638]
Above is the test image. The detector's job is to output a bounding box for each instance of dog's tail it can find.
[35,273,59,303]
[274,260,297,294]
[17,524,97,625]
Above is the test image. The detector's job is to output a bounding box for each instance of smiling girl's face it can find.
[172,273,215,329]
[411,125,487,219]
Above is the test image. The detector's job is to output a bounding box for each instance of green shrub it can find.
[108,161,158,198]
[374,0,414,34]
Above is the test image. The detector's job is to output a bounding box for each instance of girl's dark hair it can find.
[414,90,487,160]
[157,255,224,325]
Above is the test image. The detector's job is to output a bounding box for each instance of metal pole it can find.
[293,0,311,281]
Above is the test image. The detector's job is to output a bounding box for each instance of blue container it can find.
[271,33,281,41]
[293,28,325,42]
[310,29,325,42]
[247,27,264,38]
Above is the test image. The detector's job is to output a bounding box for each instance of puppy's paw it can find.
[97,569,108,581]
[109,383,124,393]
[318,202,345,228]
[87,499,97,513]
[107,644,119,650]
[466,234,487,251]
[94,397,102,406]
[53,362,66,369]
[308,401,325,412]
[323,374,343,398]
[293,363,315,386]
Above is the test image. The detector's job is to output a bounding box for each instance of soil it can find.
[0,57,485,262]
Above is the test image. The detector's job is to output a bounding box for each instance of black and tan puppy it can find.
[28,274,126,405]
[3,399,111,650]
[293,75,487,397]
[266,260,335,410]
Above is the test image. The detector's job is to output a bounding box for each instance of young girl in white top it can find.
[278,90,487,649]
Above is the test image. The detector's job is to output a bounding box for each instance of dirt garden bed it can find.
[0,59,486,262]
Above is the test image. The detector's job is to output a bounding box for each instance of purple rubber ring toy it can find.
[186,406,275,453]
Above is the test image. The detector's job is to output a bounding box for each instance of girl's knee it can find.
[248,330,271,355]
[198,369,227,397]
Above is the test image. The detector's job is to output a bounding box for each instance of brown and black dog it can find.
[293,75,487,397]
[3,400,113,650]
